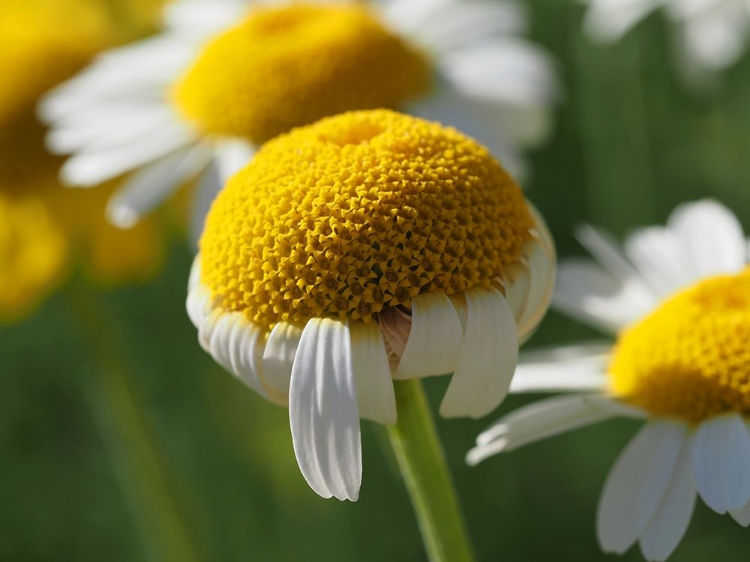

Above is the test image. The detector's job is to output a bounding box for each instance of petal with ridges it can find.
[440,288,517,419]
[262,322,303,396]
[692,414,750,513]
[509,343,610,393]
[290,318,361,501]
[597,421,686,555]
[394,291,463,380]
[351,321,396,424]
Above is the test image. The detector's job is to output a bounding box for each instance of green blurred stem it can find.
[65,281,201,562]
[387,379,475,562]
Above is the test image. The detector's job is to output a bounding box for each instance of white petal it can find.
[639,435,697,562]
[730,499,750,527]
[189,162,223,247]
[394,292,463,380]
[60,124,193,187]
[692,414,750,513]
[166,0,248,36]
[575,223,642,283]
[107,145,211,228]
[583,0,659,43]
[206,311,269,399]
[597,421,686,555]
[623,226,700,297]
[509,343,611,393]
[289,318,361,501]
[466,394,617,465]
[517,216,556,340]
[213,139,257,182]
[261,322,303,396]
[667,200,747,277]
[351,321,396,424]
[440,288,518,419]
[554,258,657,334]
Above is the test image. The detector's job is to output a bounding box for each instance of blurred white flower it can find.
[583,0,750,80]
[469,200,750,561]
[40,0,558,237]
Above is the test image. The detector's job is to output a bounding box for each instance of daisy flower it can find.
[469,200,750,561]
[583,0,750,81]
[0,0,166,319]
[40,0,558,235]
[187,110,556,501]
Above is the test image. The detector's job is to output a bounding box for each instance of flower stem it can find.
[387,379,476,562]
[65,281,201,562]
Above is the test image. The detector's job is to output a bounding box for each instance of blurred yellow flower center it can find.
[173,3,432,144]
[199,110,532,330]
[0,194,68,320]
[610,271,750,423]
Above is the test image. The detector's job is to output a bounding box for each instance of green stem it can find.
[65,281,201,562]
[387,379,475,562]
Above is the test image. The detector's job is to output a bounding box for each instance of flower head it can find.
[42,0,558,232]
[189,110,556,500]
[469,200,750,561]
[0,0,166,320]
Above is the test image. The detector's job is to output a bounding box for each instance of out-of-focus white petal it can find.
[509,343,611,393]
[289,318,361,501]
[351,321,397,424]
[667,199,747,277]
[639,435,696,562]
[394,291,463,379]
[440,288,518,419]
[107,145,211,228]
[213,139,257,182]
[597,421,686,555]
[166,0,250,36]
[583,0,660,43]
[692,414,750,514]
[467,394,619,465]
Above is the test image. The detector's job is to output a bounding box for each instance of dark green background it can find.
[2,1,749,560]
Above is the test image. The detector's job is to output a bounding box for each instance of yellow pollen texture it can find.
[610,271,750,423]
[173,3,432,144]
[199,110,533,330]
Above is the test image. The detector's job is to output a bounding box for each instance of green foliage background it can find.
[2,1,750,560]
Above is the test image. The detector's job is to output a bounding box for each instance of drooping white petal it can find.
[351,321,396,424]
[639,435,696,562]
[597,421,686,555]
[509,343,611,393]
[394,291,463,380]
[692,414,750,514]
[289,318,361,501]
[517,225,556,340]
[667,199,747,277]
[440,288,518,419]
[583,0,660,43]
[204,311,269,399]
[60,124,194,187]
[107,145,211,228]
[554,258,656,334]
[261,322,303,396]
[466,394,617,465]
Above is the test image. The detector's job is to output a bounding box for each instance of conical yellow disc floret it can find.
[610,271,750,423]
[173,3,432,144]
[200,110,533,330]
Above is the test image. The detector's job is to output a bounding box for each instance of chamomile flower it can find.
[469,200,750,561]
[583,0,750,81]
[0,0,165,319]
[41,0,558,235]
[187,110,556,501]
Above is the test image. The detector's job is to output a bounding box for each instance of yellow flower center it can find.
[173,3,432,144]
[610,271,750,423]
[199,110,533,331]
